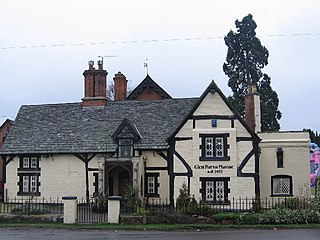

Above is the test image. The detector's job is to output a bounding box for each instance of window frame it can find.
[200,177,230,204]
[271,175,293,197]
[118,138,134,158]
[19,156,41,171]
[17,155,41,196]
[276,147,284,168]
[17,173,41,196]
[145,173,160,197]
[199,133,230,161]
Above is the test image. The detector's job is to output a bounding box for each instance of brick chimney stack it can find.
[245,84,261,133]
[82,60,108,107]
[113,72,127,101]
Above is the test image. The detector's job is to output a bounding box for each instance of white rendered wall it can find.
[259,132,310,199]
[173,91,256,201]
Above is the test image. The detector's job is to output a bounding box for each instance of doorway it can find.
[107,165,132,199]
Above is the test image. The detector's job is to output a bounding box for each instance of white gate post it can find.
[62,196,77,224]
[108,196,122,224]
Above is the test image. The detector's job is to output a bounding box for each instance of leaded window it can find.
[145,173,159,197]
[271,175,292,196]
[200,134,230,161]
[19,174,40,195]
[215,137,224,157]
[205,181,214,201]
[18,156,41,196]
[147,176,155,194]
[200,177,230,203]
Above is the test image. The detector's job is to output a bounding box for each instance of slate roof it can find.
[0,98,198,155]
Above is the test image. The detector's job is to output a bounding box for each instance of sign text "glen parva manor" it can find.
[193,164,234,174]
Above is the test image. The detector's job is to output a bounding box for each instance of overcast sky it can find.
[1,0,319,132]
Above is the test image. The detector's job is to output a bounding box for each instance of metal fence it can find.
[0,197,63,215]
[77,198,108,223]
[0,196,315,223]
[151,197,314,215]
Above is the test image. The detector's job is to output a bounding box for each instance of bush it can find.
[187,204,219,217]
[274,197,302,210]
[176,183,192,212]
[238,213,261,225]
[238,209,320,224]
[211,212,240,222]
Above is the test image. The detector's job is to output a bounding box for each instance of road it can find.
[0,228,319,240]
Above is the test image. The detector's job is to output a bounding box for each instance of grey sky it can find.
[1,0,319,132]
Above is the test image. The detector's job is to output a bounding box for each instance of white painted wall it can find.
[259,131,310,199]
[6,154,100,200]
[143,150,169,202]
[173,91,256,202]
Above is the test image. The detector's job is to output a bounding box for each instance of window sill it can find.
[199,157,230,161]
[17,192,41,196]
[146,194,160,198]
[17,168,41,172]
[202,200,230,205]
[270,194,293,197]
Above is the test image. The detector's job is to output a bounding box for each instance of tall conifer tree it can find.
[223,14,282,131]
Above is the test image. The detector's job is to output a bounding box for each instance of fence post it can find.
[62,196,77,224]
[108,196,122,224]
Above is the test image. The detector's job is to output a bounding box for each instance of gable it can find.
[193,89,234,116]
[126,75,171,100]
[112,118,141,141]
[168,80,259,141]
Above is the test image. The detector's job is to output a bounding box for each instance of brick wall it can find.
[133,89,165,101]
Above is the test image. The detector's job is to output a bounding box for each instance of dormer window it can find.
[112,118,141,158]
[118,138,134,157]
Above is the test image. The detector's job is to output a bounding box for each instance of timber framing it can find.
[73,153,97,203]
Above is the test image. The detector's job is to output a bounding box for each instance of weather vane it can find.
[144,58,149,75]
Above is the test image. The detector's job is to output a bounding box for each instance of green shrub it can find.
[238,213,261,225]
[274,197,302,210]
[176,183,192,212]
[248,208,320,224]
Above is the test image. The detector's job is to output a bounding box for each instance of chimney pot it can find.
[82,60,108,107]
[97,60,103,70]
[88,60,94,70]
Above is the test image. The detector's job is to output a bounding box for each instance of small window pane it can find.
[205,138,214,157]
[30,176,37,192]
[30,157,38,168]
[147,176,155,194]
[119,146,133,157]
[23,176,29,192]
[23,157,29,168]
[119,139,133,145]
[216,181,225,201]
[205,181,214,201]
[215,137,224,157]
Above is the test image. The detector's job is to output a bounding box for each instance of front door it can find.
[107,165,132,199]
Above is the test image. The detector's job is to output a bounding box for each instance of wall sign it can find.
[194,164,234,174]
[211,119,217,127]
